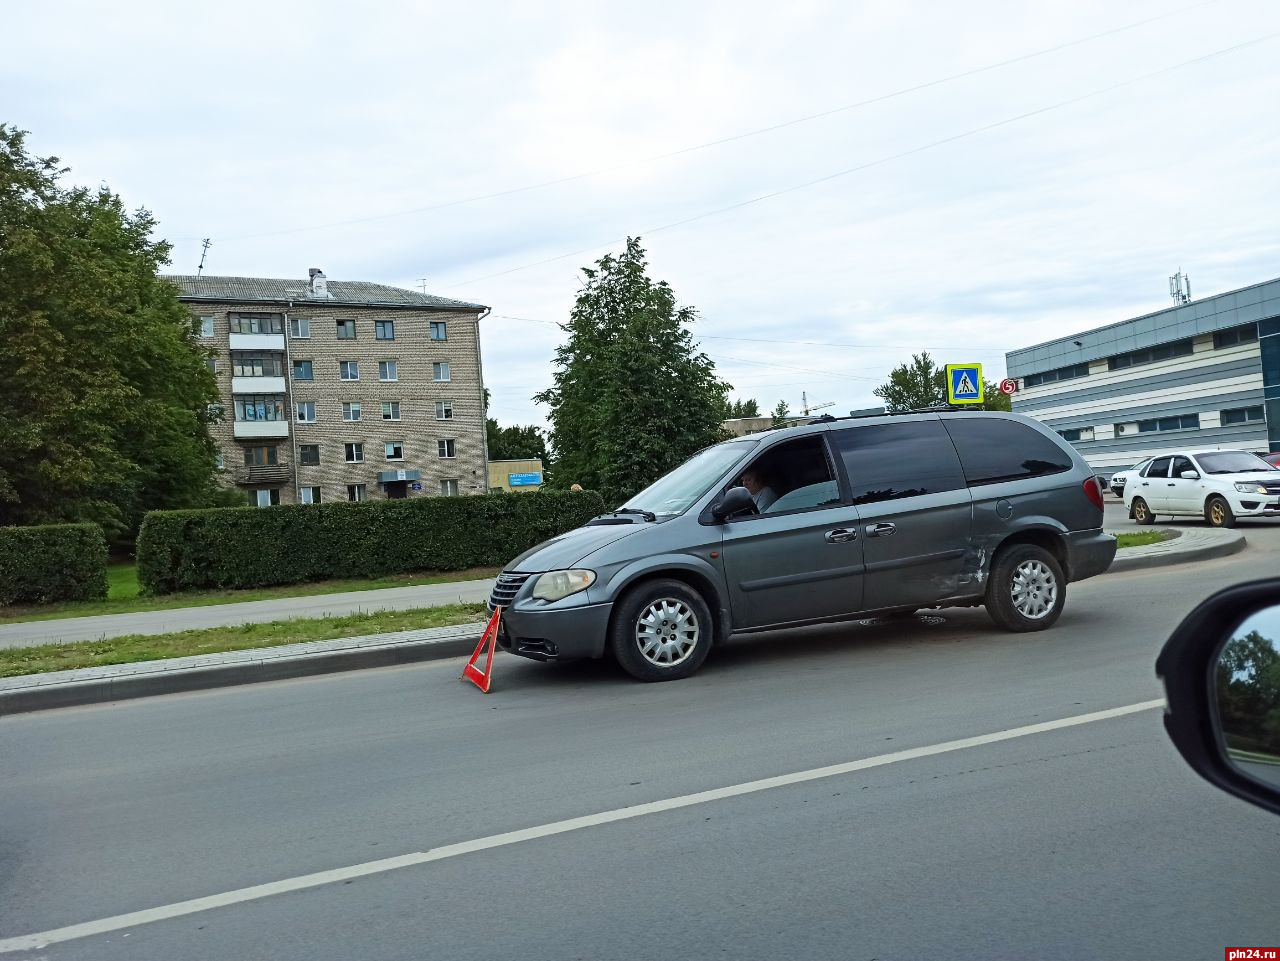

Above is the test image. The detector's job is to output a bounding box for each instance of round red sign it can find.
[999,378,1018,395]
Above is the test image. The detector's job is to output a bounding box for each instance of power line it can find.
[180,1,1220,243]
[443,30,1279,290]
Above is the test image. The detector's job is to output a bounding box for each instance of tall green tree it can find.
[535,238,731,501]
[770,399,791,427]
[873,351,1012,413]
[487,421,550,462]
[0,125,223,542]
[721,398,760,418]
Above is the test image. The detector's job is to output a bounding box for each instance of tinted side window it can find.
[943,418,1074,486]
[1170,456,1194,476]
[1144,457,1172,478]
[832,420,966,505]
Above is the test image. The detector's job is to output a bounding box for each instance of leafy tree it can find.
[535,238,731,502]
[0,125,222,543]
[770,400,791,427]
[873,351,1011,413]
[487,421,549,462]
[720,398,761,419]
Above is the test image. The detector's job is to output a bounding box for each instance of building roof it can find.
[165,274,487,312]
[1006,276,1280,377]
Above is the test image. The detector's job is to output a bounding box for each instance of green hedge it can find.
[136,490,607,595]
[0,524,108,605]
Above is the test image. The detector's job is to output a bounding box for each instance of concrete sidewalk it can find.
[0,578,495,649]
[1107,527,1246,572]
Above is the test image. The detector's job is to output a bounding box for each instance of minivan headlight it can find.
[531,569,596,602]
[1234,482,1268,494]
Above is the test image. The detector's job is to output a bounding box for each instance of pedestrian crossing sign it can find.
[945,363,984,405]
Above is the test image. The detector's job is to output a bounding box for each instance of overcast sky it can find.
[6,0,1279,427]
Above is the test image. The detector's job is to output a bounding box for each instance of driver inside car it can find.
[739,467,778,513]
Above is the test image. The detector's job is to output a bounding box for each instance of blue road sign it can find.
[945,363,984,405]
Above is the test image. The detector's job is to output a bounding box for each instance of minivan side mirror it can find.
[1157,578,1280,816]
[1180,470,1200,480]
[711,485,755,521]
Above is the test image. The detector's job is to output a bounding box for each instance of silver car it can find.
[491,411,1116,681]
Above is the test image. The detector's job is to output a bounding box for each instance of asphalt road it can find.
[0,579,496,649]
[3,517,1280,959]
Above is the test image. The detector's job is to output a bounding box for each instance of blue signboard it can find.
[508,472,542,487]
[945,363,984,405]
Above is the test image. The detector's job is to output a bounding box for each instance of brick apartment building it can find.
[168,269,489,506]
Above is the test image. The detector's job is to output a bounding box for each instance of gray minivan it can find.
[490,411,1116,681]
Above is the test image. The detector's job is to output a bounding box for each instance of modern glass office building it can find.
[1005,277,1280,478]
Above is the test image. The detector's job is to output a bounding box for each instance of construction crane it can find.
[800,391,835,416]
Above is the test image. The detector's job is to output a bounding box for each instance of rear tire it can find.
[1205,495,1237,528]
[985,544,1066,632]
[609,579,714,682]
[1131,498,1155,525]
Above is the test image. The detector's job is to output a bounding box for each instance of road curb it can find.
[1107,528,1246,573]
[0,627,485,717]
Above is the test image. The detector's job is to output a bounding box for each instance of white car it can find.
[1124,449,1280,527]
[1109,458,1152,498]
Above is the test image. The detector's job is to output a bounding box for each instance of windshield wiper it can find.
[613,507,657,522]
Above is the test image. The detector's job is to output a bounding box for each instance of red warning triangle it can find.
[462,608,502,693]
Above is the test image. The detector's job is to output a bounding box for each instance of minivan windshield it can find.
[1195,451,1275,474]
[621,441,755,516]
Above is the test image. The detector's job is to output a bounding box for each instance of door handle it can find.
[824,528,857,543]
[865,522,897,537]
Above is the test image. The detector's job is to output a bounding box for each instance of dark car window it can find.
[1170,456,1194,477]
[1144,456,1173,478]
[942,418,1074,486]
[832,420,965,505]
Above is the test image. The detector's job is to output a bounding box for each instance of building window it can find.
[1213,324,1259,350]
[295,401,316,423]
[290,317,311,339]
[207,358,217,374]
[379,360,398,381]
[1057,427,1095,443]
[438,439,456,458]
[440,479,459,496]
[233,395,287,421]
[230,313,284,334]
[299,444,320,466]
[382,401,401,421]
[1221,405,1265,426]
[345,443,364,463]
[215,451,225,470]
[243,445,279,466]
[1135,413,1200,434]
[435,401,453,420]
[300,486,322,504]
[375,320,396,340]
[232,352,284,377]
[433,362,451,382]
[293,359,314,380]
[1107,338,1193,371]
[347,483,366,502]
[337,319,357,340]
[200,316,216,338]
[1023,362,1090,389]
[340,360,359,380]
[249,489,281,508]
[430,321,447,341]
[342,401,362,422]
[385,441,404,461]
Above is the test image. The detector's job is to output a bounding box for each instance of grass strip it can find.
[0,603,488,678]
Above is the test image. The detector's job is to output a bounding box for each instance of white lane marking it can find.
[0,698,1164,954]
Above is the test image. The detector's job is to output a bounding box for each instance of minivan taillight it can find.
[1083,476,1104,512]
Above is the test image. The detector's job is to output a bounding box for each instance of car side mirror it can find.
[1157,578,1280,815]
[1180,470,1200,480]
[712,485,755,521]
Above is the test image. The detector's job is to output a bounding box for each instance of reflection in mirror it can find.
[1215,605,1280,790]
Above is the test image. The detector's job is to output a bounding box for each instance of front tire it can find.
[1205,495,1237,528]
[985,544,1066,632]
[1131,498,1155,525]
[609,579,713,682]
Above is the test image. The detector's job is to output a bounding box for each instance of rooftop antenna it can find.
[417,277,429,294]
[196,238,212,278]
[1168,268,1191,305]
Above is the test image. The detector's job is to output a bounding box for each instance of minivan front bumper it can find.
[495,597,613,662]
[1065,529,1117,582]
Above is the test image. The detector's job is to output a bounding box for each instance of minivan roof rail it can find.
[803,405,973,426]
